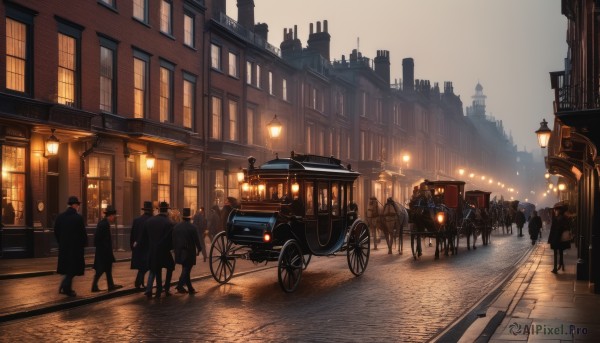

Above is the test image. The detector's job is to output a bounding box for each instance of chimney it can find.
[237,0,255,30]
[444,81,454,94]
[212,0,226,17]
[280,25,302,60]
[307,20,331,61]
[402,58,414,92]
[374,50,390,86]
[255,22,268,41]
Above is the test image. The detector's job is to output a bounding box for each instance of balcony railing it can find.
[218,13,281,57]
[550,70,600,112]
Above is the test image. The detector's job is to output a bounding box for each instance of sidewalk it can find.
[458,242,600,342]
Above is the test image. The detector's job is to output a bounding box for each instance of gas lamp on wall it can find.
[267,114,283,140]
[145,152,156,170]
[535,118,552,148]
[45,129,60,157]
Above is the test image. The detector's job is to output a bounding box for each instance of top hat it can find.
[141,201,153,211]
[103,205,117,216]
[181,208,192,219]
[67,196,81,205]
[159,201,170,213]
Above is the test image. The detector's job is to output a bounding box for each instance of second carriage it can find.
[209,153,370,292]
[464,190,492,247]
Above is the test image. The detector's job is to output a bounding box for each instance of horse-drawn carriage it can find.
[464,190,492,247]
[209,153,369,292]
[408,180,465,259]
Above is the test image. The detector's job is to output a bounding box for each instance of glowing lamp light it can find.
[45,129,60,156]
[469,173,475,178]
[146,153,156,170]
[535,118,552,148]
[242,182,250,192]
[458,168,465,176]
[263,232,272,242]
[544,172,550,179]
[548,183,554,190]
[267,114,283,139]
[436,212,446,224]
[237,170,245,183]
[558,183,566,191]
[291,182,300,194]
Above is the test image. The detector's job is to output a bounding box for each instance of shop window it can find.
[183,169,198,212]
[2,146,25,226]
[152,159,171,205]
[85,154,113,226]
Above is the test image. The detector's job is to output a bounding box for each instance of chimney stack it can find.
[280,25,302,60]
[237,0,255,30]
[307,20,331,61]
[212,0,226,17]
[255,22,268,41]
[374,50,391,86]
[402,58,414,92]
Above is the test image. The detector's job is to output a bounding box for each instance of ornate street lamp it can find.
[535,119,552,148]
[45,129,60,157]
[146,153,156,170]
[267,114,283,140]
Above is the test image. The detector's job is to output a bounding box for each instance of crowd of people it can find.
[53,195,238,298]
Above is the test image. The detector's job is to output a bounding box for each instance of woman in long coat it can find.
[548,203,571,273]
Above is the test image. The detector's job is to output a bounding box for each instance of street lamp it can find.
[146,153,156,170]
[267,114,283,140]
[402,153,410,168]
[45,129,60,157]
[458,168,465,176]
[535,118,552,148]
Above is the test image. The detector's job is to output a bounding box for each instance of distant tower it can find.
[468,82,486,117]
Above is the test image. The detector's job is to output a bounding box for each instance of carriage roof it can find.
[249,153,360,181]
[465,190,491,209]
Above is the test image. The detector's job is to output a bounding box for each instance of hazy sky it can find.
[227,0,567,157]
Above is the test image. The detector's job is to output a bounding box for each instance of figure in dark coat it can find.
[220,197,238,231]
[192,207,208,261]
[207,205,221,236]
[515,209,526,237]
[142,201,175,298]
[173,208,202,294]
[528,210,543,245]
[548,203,571,273]
[130,201,153,289]
[91,205,122,292]
[54,196,87,297]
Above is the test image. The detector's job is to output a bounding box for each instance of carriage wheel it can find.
[209,231,237,284]
[278,240,303,293]
[303,253,312,270]
[347,221,370,276]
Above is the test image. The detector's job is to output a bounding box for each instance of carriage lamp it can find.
[435,187,444,195]
[291,182,300,194]
[237,169,245,183]
[242,182,250,192]
[263,232,272,243]
[258,184,266,199]
[535,118,552,148]
[45,129,60,157]
[436,212,446,224]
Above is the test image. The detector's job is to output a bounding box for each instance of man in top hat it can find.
[172,208,202,294]
[54,196,88,297]
[142,201,175,298]
[92,205,123,292]
[130,201,153,289]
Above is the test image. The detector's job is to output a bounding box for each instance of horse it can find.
[366,197,395,254]
[460,203,481,250]
[381,197,410,255]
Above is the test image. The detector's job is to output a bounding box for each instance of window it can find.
[160,0,172,35]
[256,64,261,88]
[85,154,113,226]
[57,33,77,107]
[214,170,225,206]
[306,125,312,154]
[246,61,252,84]
[211,96,222,139]
[312,88,317,110]
[133,0,148,23]
[376,99,382,123]
[268,71,273,95]
[159,65,173,123]
[133,52,149,118]
[228,52,238,77]
[282,78,288,101]
[184,13,194,47]
[183,170,198,213]
[2,146,25,226]
[211,44,221,70]
[393,104,400,125]
[247,108,255,145]
[361,92,367,117]
[99,0,115,7]
[99,37,117,113]
[152,159,171,205]
[337,92,345,116]
[360,131,365,159]
[183,73,196,129]
[228,100,238,141]
[5,18,28,93]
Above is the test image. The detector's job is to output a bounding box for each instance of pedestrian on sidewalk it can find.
[142,201,175,298]
[193,206,208,262]
[548,202,571,273]
[130,201,153,289]
[173,208,202,294]
[528,210,542,245]
[515,208,526,237]
[54,196,88,297]
[92,205,123,292]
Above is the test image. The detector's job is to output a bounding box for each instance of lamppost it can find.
[535,118,552,149]
[402,153,410,169]
[45,128,60,157]
[267,114,282,156]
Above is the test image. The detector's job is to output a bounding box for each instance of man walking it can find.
[130,201,153,289]
[91,205,123,292]
[54,196,87,297]
[173,208,202,294]
[142,201,175,298]
[192,207,208,262]
[515,208,526,237]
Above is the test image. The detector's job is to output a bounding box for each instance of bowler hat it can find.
[181,208,192,219]
[141,201,153,211]
[103,205,117,216]
[159,201,170,213]
[67,196,81,205]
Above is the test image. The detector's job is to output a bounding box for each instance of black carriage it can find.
[408,180,465,259]
[209,153,369,292]
[464,190,492,247]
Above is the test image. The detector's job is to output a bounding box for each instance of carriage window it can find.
[331,183,340,216]
[318,182,329,212]
[267,182,284,200]
[305,183,314,216]
[445,185,458,208]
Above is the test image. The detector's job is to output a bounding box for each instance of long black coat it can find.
[54,207,88,276]
[172,220,202,266]
[93,217,116,272]
[548,214,571,250]
[141,213,175,272]
[528,215,542,240]
[130,212,152,270]
[515,211,526,229]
